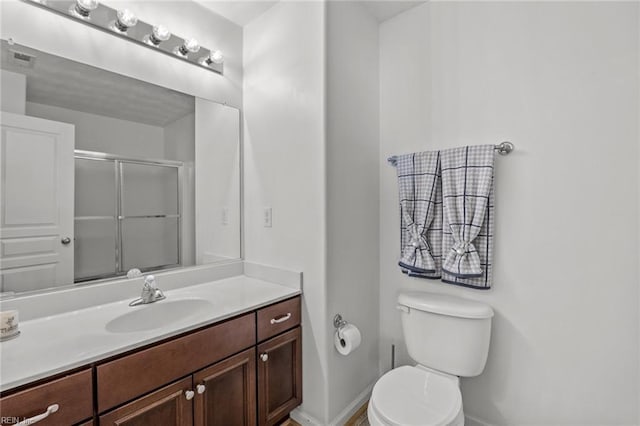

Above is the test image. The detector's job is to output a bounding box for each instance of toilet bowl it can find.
[368,291,493,426]
[368,366,464,426]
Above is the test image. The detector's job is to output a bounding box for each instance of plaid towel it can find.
[395,151,442,278]
[440,145,495,289]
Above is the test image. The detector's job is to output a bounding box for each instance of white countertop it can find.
[0,275,300,392]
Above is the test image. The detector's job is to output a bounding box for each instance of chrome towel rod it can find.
[387,141,514,166]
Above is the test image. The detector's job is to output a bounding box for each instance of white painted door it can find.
[0,112,74,293]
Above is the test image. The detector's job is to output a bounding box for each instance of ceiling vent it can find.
[9,50,36,69]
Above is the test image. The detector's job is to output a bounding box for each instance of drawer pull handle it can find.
[270,313,292,324]
[196,384,206,394]
[16,404,59,426]
[185,390,195,400]
[260,353,269,362]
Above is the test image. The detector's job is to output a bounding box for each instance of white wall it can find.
[26,102,165,158]
[0,0,242,107]
[243,1,328,423]
[325,2,380,422]
[195,100,241,264]
[164,112,196,267]
[165,113,195,162]
[379,2,639,425]
[0,70,26,114]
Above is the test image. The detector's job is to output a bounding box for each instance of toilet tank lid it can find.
[398,291,494,319]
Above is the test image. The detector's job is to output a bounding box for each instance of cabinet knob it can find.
[196,384,206,394]
[185,390,195,400]
[61,237,71,245]
[260,353,269,362]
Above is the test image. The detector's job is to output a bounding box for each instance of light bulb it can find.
[115,9,138,31]
[184,39,200,53]
[199,50,224,68]
[146,25,171,46]
[209,50,224,64]
[70,0,98,18]
[153,25,171,42]
[176,38,200,56]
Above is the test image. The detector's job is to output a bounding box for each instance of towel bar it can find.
[387,141,514,166]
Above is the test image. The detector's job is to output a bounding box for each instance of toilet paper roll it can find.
[334,324,361,356]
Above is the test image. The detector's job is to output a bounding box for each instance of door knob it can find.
[196,384,206,394]
[61,237,71,245]
[185,390,195,400]
[260,353,269,362]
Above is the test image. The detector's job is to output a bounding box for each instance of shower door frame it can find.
[74,149,184,283]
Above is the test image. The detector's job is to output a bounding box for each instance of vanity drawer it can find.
[257,296,301,342]
[96,312,255,413]
[0,369,93,426]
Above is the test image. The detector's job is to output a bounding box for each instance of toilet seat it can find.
[368,366,463,426]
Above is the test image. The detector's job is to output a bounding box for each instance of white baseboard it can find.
[290,408,323,425]
[465,413,493,426]
[329,383,373,426]
[290,383,373,426]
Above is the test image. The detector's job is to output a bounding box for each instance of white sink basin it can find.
[106,299,214,333]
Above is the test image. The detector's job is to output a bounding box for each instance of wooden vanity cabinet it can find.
[193,347,256,426]
[100,347,259,426]
[255,297,302,426]
[257,327,302,426]
[96,313,256,413]
[1,296,302,426]
[99,377,194,426]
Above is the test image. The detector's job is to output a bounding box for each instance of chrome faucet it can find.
[129,275,166,306]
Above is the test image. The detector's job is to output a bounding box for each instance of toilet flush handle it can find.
[396,305,410,313]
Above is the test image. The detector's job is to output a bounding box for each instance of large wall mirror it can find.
[0,39,241,295]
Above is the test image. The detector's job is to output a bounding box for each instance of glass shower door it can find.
[74,157,118,281]
[74,152,182,282]
[119,162,181,272]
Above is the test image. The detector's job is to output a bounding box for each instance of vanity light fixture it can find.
[111,9,138,34]
[145,25,171,47]
[69,0,98,19]
[175,38,200,57]
[23,0,225,74]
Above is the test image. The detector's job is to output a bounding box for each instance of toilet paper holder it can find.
[333,314,361,355]
[333,314,348,330]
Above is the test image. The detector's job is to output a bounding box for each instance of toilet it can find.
[368,291,494,426]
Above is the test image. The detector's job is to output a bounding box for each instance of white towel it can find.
[440,145,495,289]
[395,151,442,278]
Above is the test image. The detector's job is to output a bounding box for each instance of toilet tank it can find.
[398,291,494,377]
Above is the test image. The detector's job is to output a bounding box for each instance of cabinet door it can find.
[257,327,302,426]
[99,377,193,426]
[194,347,256,426]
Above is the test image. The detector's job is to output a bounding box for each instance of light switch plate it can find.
[263,207,272,227]
[222,207,229,225]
